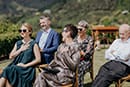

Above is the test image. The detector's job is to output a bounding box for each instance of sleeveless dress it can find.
[1,40,36,87]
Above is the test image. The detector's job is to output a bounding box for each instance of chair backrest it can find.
[89,50,95,81]
[88,38,95,81]
[74,67,79,87]
[37,64,48,72]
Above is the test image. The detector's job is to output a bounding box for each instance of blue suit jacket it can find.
[35,29,60,64]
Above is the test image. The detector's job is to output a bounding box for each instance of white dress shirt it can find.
[39,28,51,49]
[105,38,130,66]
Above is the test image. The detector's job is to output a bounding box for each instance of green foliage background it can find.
[0,0,130,57]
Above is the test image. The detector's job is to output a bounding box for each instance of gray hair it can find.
[40,14,51,20]
[78,20,89,28]
[119,24,130,31]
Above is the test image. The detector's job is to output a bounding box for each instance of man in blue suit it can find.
[35,15,60,64]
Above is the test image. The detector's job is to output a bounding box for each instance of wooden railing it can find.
[91,26,119,49]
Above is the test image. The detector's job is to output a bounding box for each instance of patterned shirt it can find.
[74,35,94,61]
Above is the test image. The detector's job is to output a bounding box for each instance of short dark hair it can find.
[64,24,78,39]
[40,14,51,20]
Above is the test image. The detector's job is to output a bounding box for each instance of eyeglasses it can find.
[62,29,69,32]
[78,28,83,31]
[18,29,27,33]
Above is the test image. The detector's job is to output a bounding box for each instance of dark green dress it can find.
[1,40,36,87]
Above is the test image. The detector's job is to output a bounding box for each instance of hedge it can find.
[0,32,20,58]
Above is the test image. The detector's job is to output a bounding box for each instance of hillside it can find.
[0,0,130,29]
[0,0,63,14]
[0,0,130,58]
[51,0,130,27]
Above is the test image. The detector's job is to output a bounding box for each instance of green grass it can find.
[0,49,130,87]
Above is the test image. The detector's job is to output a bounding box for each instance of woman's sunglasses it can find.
[18,29,27,33]
[62,29,69,32]
[78,28,83,31]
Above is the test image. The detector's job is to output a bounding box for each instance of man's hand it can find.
[110,50,115,54]
[40,48,43,52]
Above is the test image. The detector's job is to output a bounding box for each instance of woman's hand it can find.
[60,47,69,53]
[17,63,27,67]
[19,44,29,52]
[80,50,85,56]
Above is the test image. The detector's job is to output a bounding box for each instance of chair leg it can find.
[115,81,119,87]
[0,68,3,74]
[90,71,94,81]
[115,79,122,87]
[89,65,94,81]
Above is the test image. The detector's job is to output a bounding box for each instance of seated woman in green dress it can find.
[0,23,41,87]
[34,24,81,87]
